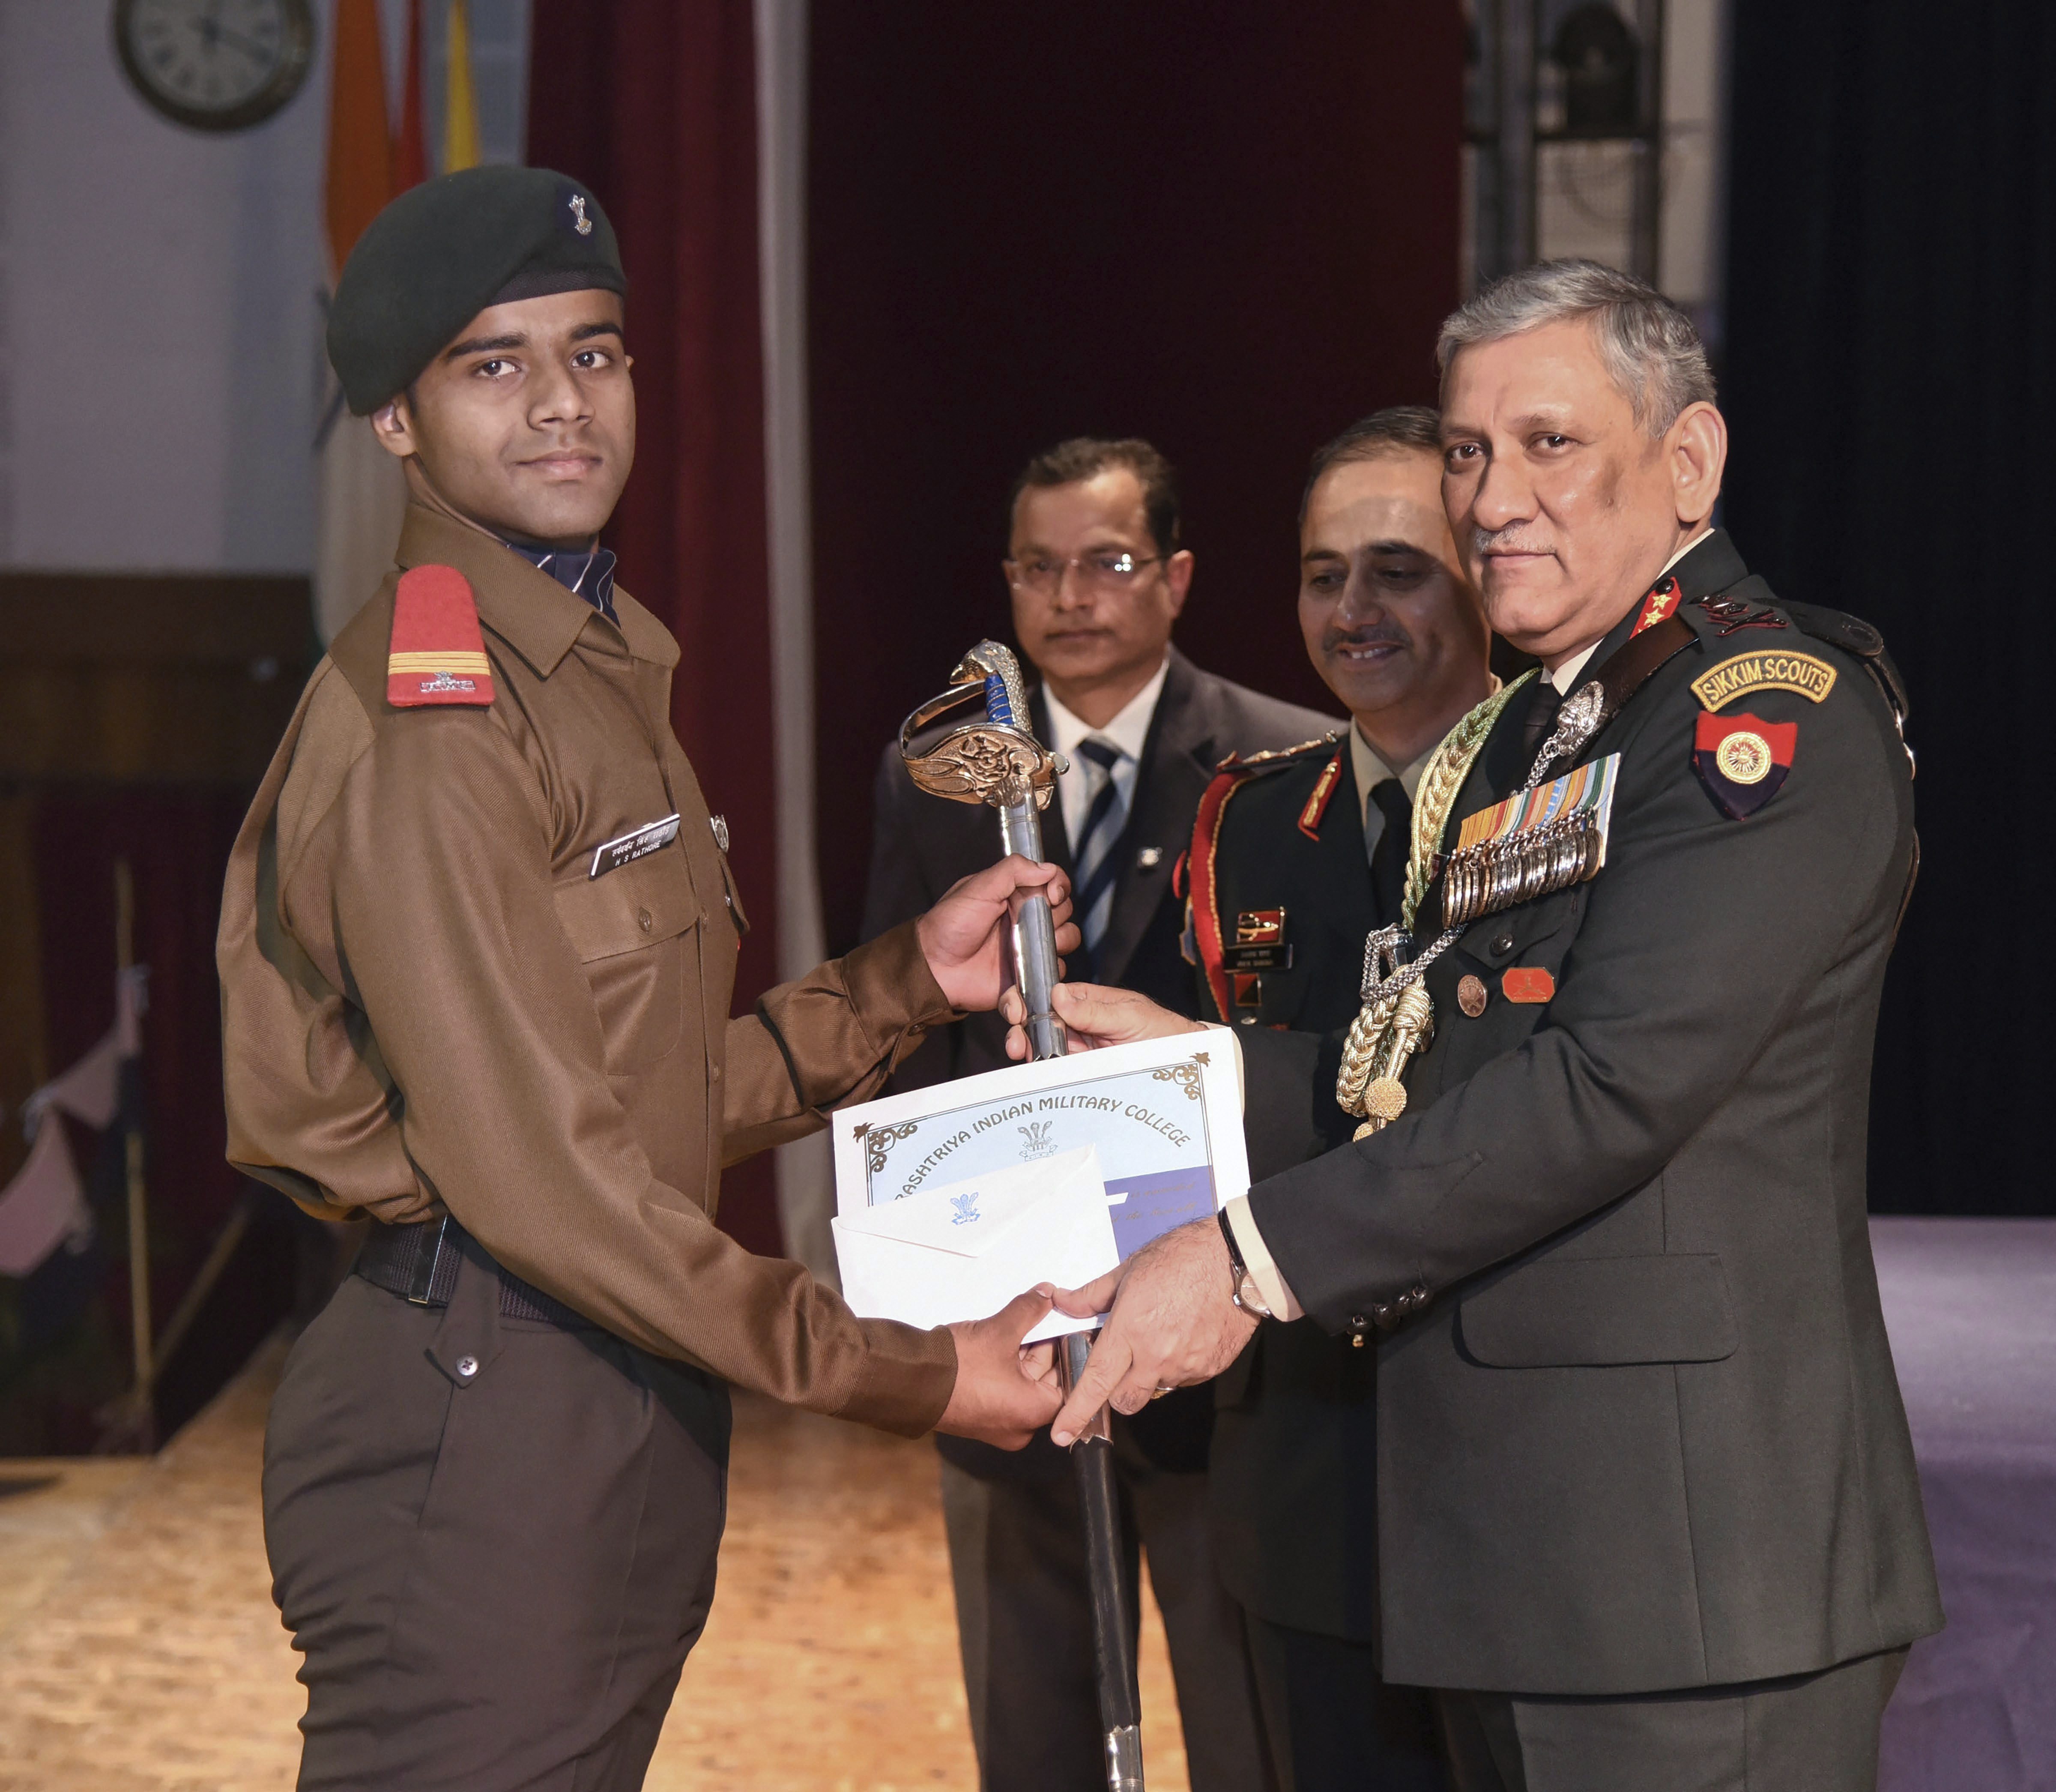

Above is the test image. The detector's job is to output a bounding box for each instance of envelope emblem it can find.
[832,1146,1118,1341]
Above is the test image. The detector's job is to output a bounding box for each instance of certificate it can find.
[831,1032,1248,1328]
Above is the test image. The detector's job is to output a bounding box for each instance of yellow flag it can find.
[442,0,481,173]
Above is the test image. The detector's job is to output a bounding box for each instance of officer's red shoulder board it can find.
[387,565,495,708]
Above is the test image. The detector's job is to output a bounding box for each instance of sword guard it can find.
[899,639,1066,810]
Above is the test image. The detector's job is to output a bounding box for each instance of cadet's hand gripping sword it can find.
[901,642,1145,1792]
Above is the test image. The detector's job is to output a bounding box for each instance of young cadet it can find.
[216,167,1074,1791]
[1187,407,1492,1791]
[1021,261,1938,1792]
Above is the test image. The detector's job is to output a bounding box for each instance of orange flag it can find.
[323,0,392,277]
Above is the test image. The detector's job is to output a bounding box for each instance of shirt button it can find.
[455,1355,479,1381]
[1490,931,1515,956]
[638,908,654,932]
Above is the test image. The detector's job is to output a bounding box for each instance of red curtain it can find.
[526,0,1466,1241]
[807,1,1465,952]
[527,0,783,1253]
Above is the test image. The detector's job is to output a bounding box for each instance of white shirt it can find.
[1546,530,1712,694]
[1042,655,1170,849]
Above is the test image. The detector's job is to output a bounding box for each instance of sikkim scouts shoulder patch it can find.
[1694,711,1796,819]
[1689,649,1835,712]
[387,565,495,708]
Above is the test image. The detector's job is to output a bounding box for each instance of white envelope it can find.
[831,1146,1115,1344]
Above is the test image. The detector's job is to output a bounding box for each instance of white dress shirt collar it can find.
[1042,655,1171,843]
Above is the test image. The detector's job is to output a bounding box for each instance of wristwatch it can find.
[1218,1208,1274,1320]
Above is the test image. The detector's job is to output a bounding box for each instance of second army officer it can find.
[1186,407,1492,1791]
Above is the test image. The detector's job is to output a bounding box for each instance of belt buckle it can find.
[406,1216,450,1305]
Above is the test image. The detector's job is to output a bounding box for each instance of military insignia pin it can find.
[1631,574,1682,636]
[1693,712,1795,818]
[1225,909,1291,973]
[1501,966,1556,1004]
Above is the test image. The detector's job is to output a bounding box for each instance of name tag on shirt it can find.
[589,813,681,880]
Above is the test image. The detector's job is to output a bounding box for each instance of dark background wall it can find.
[1722,0,2056,1216]
[806,1,1465,954]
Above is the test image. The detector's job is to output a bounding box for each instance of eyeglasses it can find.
[1004,551,1168,597]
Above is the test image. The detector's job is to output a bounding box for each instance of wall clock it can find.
[114,0,315,133]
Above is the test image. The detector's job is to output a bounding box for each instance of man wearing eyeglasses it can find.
[863,437,1337,1792]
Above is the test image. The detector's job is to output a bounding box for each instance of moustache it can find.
[1468,527,1554,559]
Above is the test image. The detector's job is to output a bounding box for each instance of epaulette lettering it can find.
[387,565,495,708]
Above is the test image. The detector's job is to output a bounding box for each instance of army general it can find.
[216,168,1074,1790]
[1022,260,1939,1790]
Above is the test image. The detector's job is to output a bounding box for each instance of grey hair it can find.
[1435,259,1716,436]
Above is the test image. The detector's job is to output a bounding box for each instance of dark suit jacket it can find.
[1237,533,1942,1693]
[861,645,1338,1481]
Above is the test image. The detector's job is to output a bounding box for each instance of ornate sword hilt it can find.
[899,640,1068,811]
[899,640,1068,1060]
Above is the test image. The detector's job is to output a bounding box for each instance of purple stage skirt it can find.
[1874,1218,2056,1792]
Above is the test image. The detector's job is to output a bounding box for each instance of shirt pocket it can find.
[553,849,701,1075]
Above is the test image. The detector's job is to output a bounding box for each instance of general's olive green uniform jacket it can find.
[218,504,958,1435]
[1239,532,1942,1693]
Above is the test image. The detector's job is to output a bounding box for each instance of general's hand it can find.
[937,1288,1064,1449]
[1000,979,1207,1059]
[1048,1220,1256,1446]
[916,857,1079,1012]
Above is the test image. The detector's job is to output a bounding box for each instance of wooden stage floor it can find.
[0,1334,1193,1791]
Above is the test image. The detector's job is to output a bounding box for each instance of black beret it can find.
[329,165,627,415]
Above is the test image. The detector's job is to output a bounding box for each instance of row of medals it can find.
[1339,793,1601,1139]
[1440,809,1603,930]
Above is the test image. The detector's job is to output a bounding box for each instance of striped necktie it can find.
[1070,736,1129,972]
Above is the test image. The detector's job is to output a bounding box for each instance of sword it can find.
[900,641,1145,1792]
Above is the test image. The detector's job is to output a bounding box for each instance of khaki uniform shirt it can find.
[218,505,957,1435]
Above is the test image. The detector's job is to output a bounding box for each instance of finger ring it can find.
[1150,1385,1173,1401]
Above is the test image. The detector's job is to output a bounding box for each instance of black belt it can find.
[354,1216,589,1328]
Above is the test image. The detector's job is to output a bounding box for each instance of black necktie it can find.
[1523,677,1564,766]
[1366,778,1412,924]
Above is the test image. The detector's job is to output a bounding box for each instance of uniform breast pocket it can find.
[1455,884,1587,988]
[553,852,702,1075]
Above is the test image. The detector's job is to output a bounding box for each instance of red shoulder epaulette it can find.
[386,565,494,708]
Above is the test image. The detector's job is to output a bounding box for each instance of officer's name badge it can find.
[1225,909,1291,978]
[1442,754,1620,929]
[589,813,682,880]
[1690,649,1836,712]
